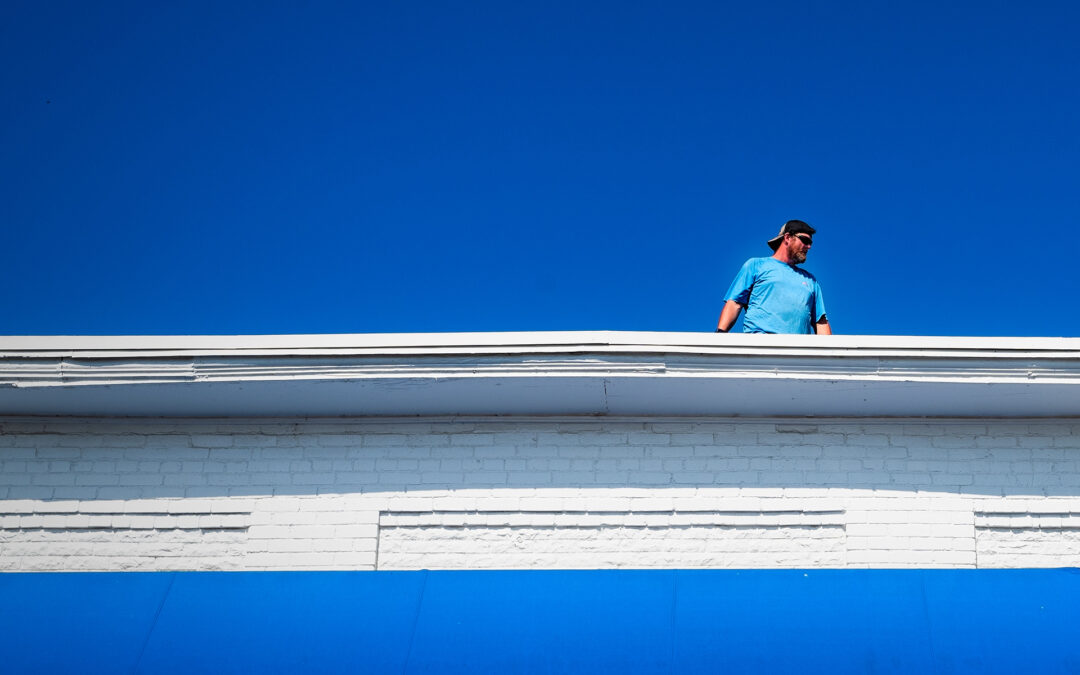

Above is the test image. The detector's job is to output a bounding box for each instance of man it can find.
[716,220,832,334]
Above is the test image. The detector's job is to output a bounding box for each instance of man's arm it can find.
[815,318,832,335]
[716,300,743,333]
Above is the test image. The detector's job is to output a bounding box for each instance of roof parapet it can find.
[1,331,1079,418]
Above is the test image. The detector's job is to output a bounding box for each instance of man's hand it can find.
[716,300,743,333]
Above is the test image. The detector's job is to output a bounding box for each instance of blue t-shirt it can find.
[724,257,827,334]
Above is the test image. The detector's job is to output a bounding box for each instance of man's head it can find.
[768,219,815,264]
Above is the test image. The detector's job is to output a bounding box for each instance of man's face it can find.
[786,232,812,264]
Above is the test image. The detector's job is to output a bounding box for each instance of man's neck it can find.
[772,250,796,265]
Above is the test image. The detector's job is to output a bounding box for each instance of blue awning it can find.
[2,569,1079,673]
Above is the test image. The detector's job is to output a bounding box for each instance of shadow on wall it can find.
[2,418,1079,501]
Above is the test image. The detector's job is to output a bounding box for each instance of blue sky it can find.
[3,1,1077,337]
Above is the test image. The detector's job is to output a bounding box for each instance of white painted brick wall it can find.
[2,418,1080,571]
[377,510,847,569]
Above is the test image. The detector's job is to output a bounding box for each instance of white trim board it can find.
[2,331,1078,418]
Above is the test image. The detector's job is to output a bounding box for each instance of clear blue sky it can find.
[3,2,1077,337]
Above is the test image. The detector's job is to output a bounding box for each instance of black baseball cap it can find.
[767,220,816,251]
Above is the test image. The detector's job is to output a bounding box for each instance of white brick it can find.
[4,418,1080,571]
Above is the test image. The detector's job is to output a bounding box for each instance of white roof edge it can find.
[1,331,1079,418]
[3,330,1080,354]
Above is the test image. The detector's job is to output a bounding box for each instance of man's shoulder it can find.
[748,257,820,283]
[740,256,773,270]
[742,257,794,272]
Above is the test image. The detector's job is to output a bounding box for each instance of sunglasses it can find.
[791,233,813,245]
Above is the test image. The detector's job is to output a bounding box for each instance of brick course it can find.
[2,418,1079,571]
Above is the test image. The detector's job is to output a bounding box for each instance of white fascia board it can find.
[1,331,1079,418]
[3,331,1080,355]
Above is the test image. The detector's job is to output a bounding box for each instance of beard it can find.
[791,248,807,264]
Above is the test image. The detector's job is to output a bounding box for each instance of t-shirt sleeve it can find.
[813,281,827,323]
[724,259,757,305]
